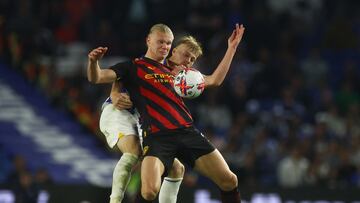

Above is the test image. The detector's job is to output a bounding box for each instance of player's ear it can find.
[146,35,150,47]
[172,47,177,55]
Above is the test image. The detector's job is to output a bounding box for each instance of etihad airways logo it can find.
[144,73,174,83]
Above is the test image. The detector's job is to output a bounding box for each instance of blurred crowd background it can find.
[0,0,360,194]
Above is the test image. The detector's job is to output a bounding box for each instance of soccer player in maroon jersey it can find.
[100,36,203,203]
[87,23,245,203]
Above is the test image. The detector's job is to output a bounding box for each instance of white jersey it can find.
[99,97,142,148]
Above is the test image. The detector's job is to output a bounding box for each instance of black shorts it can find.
[142,126,215,176]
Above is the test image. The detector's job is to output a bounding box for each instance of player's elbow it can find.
[88,76,101,84]
[87,68,107,84]
[87,72,104,83]
[206,78,222,88]
[212,80,222,87]
[87,77,97,84]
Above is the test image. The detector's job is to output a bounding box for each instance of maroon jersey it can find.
[110,57,193,134]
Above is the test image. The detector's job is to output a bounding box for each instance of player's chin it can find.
[183,62,192,68]
[159,50,168,56]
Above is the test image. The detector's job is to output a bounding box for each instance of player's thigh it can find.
[141,156,165,192]
[100,104,140,154]
[194,149,236,186]
[117,135,141,156]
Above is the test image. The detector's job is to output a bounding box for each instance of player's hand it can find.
[228,24,245,50]
[111,92,133,110]
[171,65,186,75]
[88,47,108,62]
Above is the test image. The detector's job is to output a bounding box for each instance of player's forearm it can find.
[205,47,236,88]
[110,82,121,99]
[87,60,102,83]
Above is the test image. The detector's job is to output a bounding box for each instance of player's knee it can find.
[125,147,141,156]
[119,148,140,158]
[218,172,238,191]
[141,186,159,201]
[168,160,185,178]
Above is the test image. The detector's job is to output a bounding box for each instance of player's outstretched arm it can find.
[110,82,133,110]
[87,46,117,84]
[204,24,245,88]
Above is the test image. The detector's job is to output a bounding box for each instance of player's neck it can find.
[144,52,164,63]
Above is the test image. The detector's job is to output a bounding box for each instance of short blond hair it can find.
[175,36,203,58]
[148,23,173,35]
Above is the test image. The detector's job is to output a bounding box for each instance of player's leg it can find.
[138,130,178,202]
[159,158,184,203]
[139,156,165,201]
[99,104,140,203]
[111,135,140,203]
[179,127,240,203]
[194,149,240,203]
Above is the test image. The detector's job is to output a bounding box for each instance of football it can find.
[173,68,205,99]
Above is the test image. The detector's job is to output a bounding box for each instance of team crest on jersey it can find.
[143,146,149,156]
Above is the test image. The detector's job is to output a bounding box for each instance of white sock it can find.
[110,153,138,203]
[158,177,183,203]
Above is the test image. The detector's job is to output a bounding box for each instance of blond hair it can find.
[148,23,173,35]
[175,36,203,58]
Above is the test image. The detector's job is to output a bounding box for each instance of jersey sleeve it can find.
[109,60,133,80]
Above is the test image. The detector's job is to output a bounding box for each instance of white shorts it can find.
[99,104,141,148]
